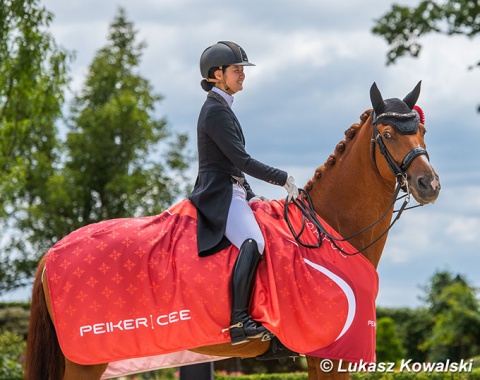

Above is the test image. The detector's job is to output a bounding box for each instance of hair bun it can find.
[201,79,214,92]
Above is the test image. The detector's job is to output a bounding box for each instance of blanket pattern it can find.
[46,199,378,366]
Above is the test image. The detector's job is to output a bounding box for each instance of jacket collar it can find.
[211,87,234,107]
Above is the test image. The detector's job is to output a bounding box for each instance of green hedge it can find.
[471,357,480,369]
[215,374,308,380]
[214,369,480,380]
[350,369,480,379]
[0,302,30,310]
[0,306,30,337]
[0,331,26,380]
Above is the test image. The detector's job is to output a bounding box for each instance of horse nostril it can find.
[417,176,429,191]
[417,175,441,196]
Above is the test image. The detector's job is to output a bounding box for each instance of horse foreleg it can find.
[306,357,350,380]
[64,359,108,380]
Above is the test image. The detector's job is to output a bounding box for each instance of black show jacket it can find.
[189,91,288,256]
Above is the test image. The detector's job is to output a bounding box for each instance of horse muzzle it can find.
[409,168,441,205]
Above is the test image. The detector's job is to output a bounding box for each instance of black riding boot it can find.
[227,239,267,345]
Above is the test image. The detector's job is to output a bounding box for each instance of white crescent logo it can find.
[303,258,356,341]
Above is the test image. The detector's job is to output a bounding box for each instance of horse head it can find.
[370,81,441,205]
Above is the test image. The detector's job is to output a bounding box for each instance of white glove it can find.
[249,195,270,204]
[283,176,298,202]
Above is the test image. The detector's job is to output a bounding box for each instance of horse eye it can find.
[383,131,393,139]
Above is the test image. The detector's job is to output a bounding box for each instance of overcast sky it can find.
[4,0,479,308]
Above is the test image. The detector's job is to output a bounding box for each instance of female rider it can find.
[189,41,298,345]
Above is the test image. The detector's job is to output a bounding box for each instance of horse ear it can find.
[370,82,385,114]
[403,81,422,109]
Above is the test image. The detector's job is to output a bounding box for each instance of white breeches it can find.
[225,183,265,254]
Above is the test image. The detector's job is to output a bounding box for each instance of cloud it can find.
[446,216,480,243]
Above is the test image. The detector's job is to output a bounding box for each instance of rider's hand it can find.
[283,176,299,202]
[249,195,270,204]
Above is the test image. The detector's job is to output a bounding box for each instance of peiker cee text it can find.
[79,309,191,337]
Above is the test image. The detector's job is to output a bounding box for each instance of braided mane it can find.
[304,109,372,192]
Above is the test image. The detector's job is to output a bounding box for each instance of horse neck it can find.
[306,116,395,269]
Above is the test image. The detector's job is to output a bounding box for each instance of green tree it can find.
[2,7,191,293]
[377,307,432,363]
[376,317,406,365]
[0,0,71,292]
[372,0,480,65]
[0,331,26,379]
[19,7,191,252]
[421,271,469,314]
[372,0,480,111]
[420,271,480,361]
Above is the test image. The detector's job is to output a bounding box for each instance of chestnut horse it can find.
[25,82,440,380]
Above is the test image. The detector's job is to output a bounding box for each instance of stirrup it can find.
[223,322,252,345]
[261,331,274,341]
[223,322,251,345]
[221,322,243,333]
[222,321,270,345]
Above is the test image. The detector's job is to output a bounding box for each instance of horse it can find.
[24,81,440,380]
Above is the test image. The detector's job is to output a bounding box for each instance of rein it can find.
[285,118,429,255]
[284,184,409,256]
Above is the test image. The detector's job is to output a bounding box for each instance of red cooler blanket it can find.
[46,199,378,368]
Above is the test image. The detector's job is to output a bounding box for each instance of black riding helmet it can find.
[200,41,255,91]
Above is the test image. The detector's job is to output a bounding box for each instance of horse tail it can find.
[25,256,65,380]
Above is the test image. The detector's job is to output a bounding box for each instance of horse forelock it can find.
[304,110,371,192]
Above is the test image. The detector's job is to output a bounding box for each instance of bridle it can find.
[285,113,430,255]
[370,111,429,190]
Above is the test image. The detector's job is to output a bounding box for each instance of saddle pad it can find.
[46,199,378,366]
